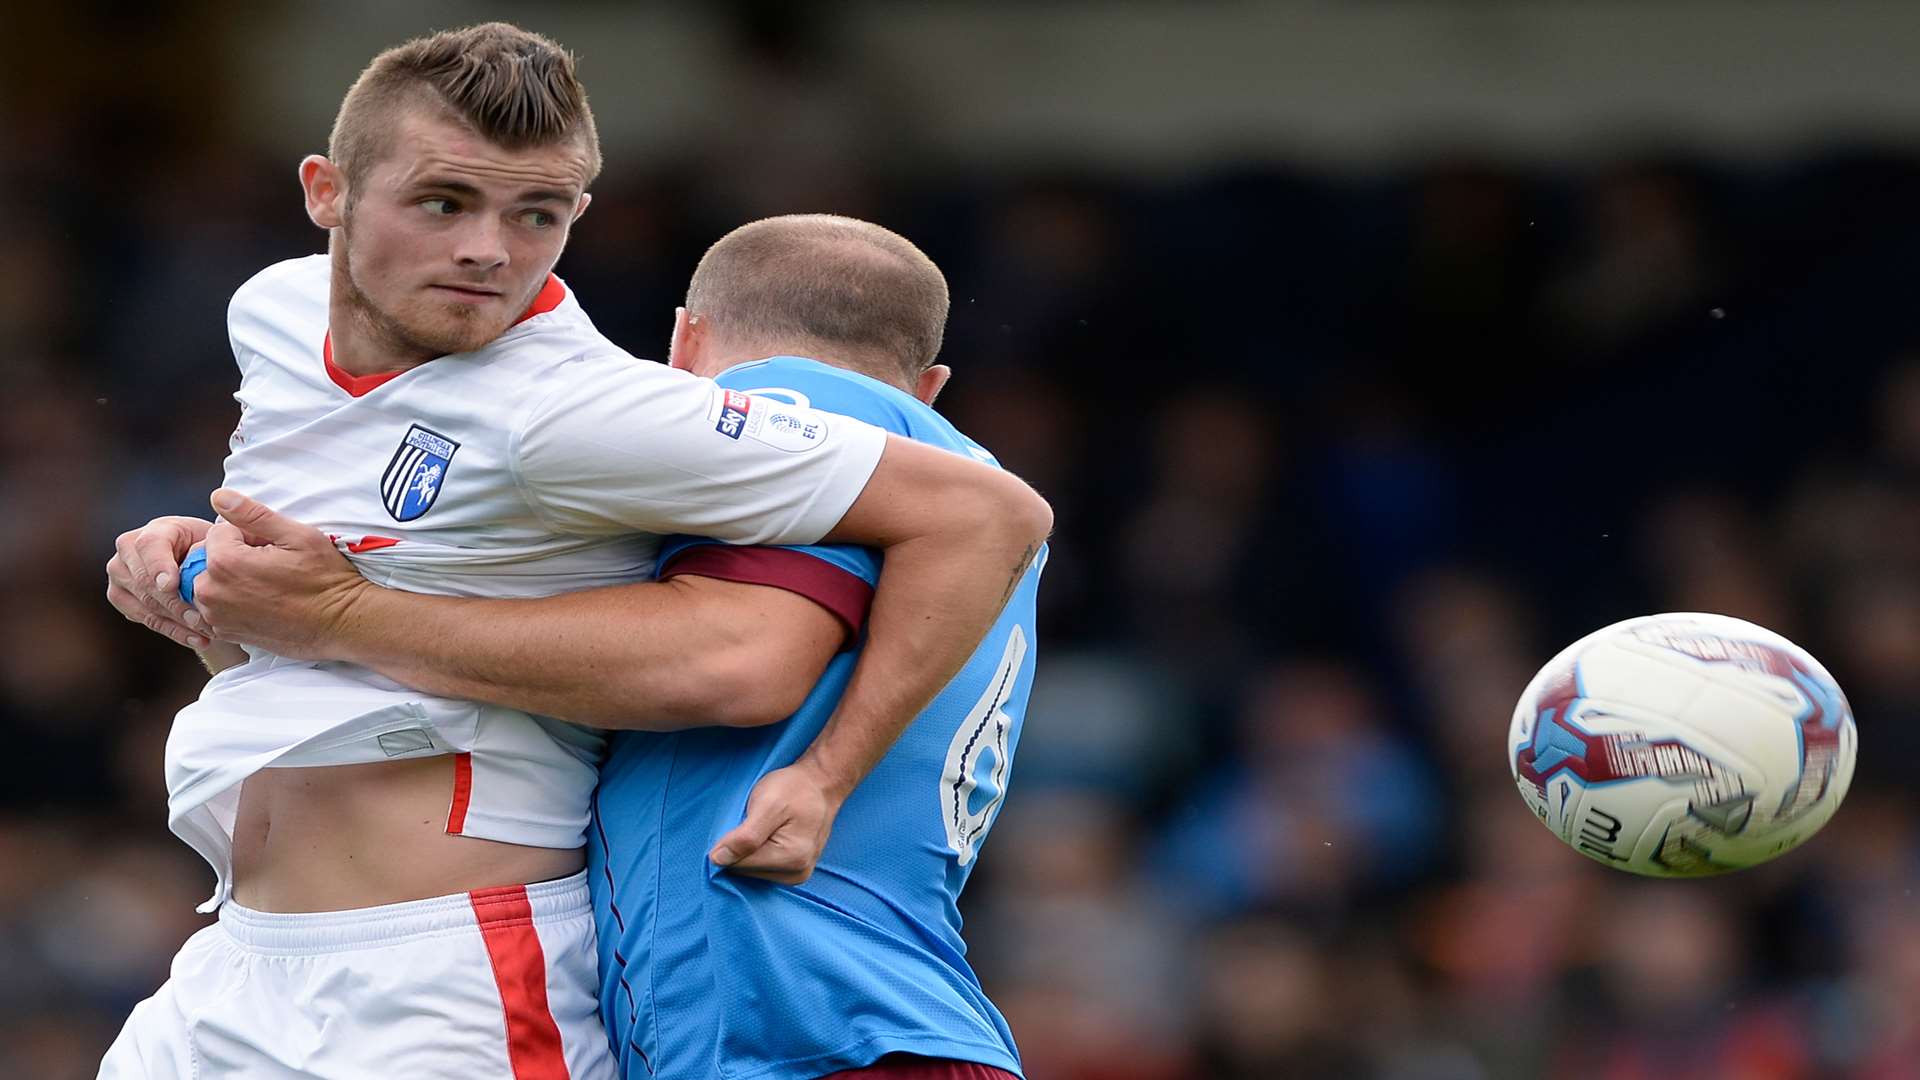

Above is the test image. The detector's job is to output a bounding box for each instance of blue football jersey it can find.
[590,357,1042,1080]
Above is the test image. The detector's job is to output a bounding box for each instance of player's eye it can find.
[420,197,458,215]
[521,209,558,229]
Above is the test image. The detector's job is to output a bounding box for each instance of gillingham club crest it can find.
[381,424,459,522]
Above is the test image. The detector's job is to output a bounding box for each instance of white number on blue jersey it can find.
[939,625,1027,866]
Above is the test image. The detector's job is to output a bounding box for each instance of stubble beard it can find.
[336,221,512,363]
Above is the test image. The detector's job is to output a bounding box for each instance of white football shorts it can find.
[98,870,615,1079]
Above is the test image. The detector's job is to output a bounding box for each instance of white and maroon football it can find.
[1509,613,1857,876]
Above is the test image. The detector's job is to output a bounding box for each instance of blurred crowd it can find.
[6,8,1920,1080]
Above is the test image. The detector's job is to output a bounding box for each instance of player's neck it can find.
[327,309,437,377]
[325,265,438,378]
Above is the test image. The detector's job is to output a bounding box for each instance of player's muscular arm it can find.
[802,434,1051,795]
[705,433,1050,883]
[187,492,841,729]
[328,575,842,729]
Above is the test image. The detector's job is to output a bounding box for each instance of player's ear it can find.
[668,307,700,372]
[300,155,347,231]
[914,364,951,406]
[572,192,591,222]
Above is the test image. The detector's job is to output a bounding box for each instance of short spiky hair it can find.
[328,22,601,188]
[686,215,951,378]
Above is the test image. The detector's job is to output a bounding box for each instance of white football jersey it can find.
[167,255,888,911]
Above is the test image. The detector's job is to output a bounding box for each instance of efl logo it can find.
[715,390,751,439]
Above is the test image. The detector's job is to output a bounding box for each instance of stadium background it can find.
[5,3,1919,1077]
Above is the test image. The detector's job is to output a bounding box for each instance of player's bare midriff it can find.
[229,755,584,913]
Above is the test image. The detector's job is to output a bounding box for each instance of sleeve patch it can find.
[706,388,830,453]
[713,389,752,439]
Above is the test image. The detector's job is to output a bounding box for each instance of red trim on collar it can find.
[323,335,408,397]
[322,274,567,398]
[519,273,566,323]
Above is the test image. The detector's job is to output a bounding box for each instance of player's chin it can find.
[413,310,512,356]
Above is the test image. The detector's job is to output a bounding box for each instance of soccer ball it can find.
[1509,613,1856,876]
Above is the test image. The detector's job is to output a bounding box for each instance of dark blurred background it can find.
[5,3,1920,1077]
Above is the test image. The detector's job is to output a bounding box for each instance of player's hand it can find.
[106,515,215,649]
[709,761,849,885]
[192,488,373,661]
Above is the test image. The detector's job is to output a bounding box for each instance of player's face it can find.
[336,112,592,359]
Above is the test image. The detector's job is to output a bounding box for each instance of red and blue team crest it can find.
[381,424,459,522]
[715,390,752,439]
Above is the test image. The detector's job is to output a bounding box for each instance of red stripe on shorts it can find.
[818,1055,1021,1079]
[447,752,474,834]
[471,884,571,1080]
